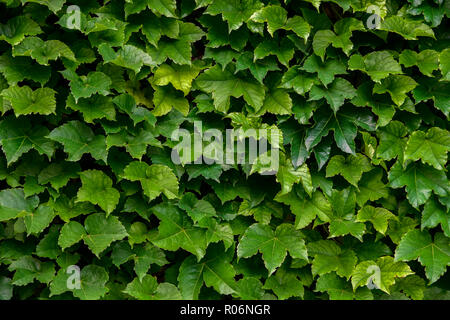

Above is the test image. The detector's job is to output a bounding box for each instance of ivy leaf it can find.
[373,75,418,106]
[0,116,54,165]
[399,49,440,77]
[98,44,155,73]
[106,128,161,160]
[206,0,263,32]
[351,256,413,294]
[422,198,449,238]
[50,265,109,300]
[22,205,56,236]
[348,51,403,82]
[440,48,450,80]
[0,16,42,45]
[279,67,317,96]
[47,120,108,162]
[376,121,408,162]
[123,162,179,201]
[326,154,372,187]
[152,85,189,117]
[356,205,397,235]
[305,106,375,155]
[147,22,204,65]
[404,127,450,170]
[316,272,372,300]
[123,274,158,300]
[0,52,51,86]
[58,213,127,256]
[153,62,204,95]
[263,268,304,300]
[276,160,313,196]
[356,169,389,207]
[352,82,396,127]
[380,16,435,40]
[66,95,116,123]
[60,70,111,102]
[413,78,450,117]
[151,203,208,260]
[0,189,38,222]
[309,78,357,113]
[195,65,265,113]
[302,55,347,86]
[307,240,356,279]
[12,36,75,65]
[395,230,450,284]
[8,256,55,286]
[1,85,56,115]
[275,189,332,229]
[178,244,237,299]
[312,18,364,60]
[237,223,308,275]
[388,161,449,209]
[76,170,120,215]
[254,38,294,67]
[235,53,279,84]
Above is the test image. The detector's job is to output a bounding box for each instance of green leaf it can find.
[348,51,402,82]
[356,169,389,206]
[196,65,265,113]
[153,62,204,95]
[0,16,42,45]
[237,223,308,275]
[76,170,120,215]
[263,268,304,299]
[152,85,189,116]
[58,213,127,256]
[178,244,237,299]
[388,161,449,209]
[412,78,449,116]
[275,189,332,229]
[380,16,435,40]
[356,205,397,235]
[123,275,158,300]
[399,49,440,77]
[50,265,109,300]
[307,240,356,279]
[404,127,450,170]
[326,154,372,187]
[309,78,356,113]
[395,230,450,284]
[48,120,108,162]
[0,52,51,86]
[123,162,179,200]
[0,189,38,222]
[302,55,347,86]
[152,203,208,260]
[421,198,449,238]
[8,256,55,286]
[98,44,155,73]
[13,36,75,65]
[376,121,408,161]
[0,116,54,165]
[60,70,112,102]
[1,85,56,115]
[351,256,413,294]
[279,67,317,96]
[206,0,263,32]
[373,75,418,106]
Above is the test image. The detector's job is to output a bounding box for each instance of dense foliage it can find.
[0,0,449,300]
